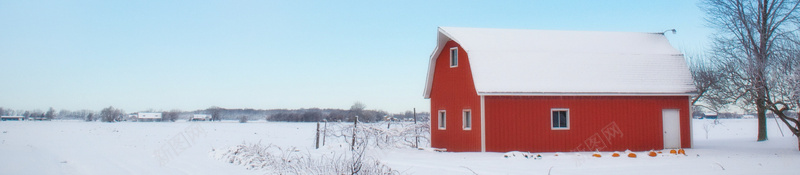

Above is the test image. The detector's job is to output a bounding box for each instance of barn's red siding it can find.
[483,96,692,152]
[429,41,482,152]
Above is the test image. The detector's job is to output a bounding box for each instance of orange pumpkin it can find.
[628,153,637,158]
[678,148,686,155]
[611,152,620,157]
[592,153,602,158]
[648,151,657,157]
[669,149,677,155]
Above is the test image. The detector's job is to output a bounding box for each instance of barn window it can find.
[551,108,569,130]
[438,110,446,130]
[463,109,472,130]
[449,47,458,67]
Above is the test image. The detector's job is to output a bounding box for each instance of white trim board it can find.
[480,95,486,152]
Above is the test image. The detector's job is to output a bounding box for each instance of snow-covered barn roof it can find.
[423,27,697,98]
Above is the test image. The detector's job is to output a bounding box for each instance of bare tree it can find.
[161,110,181,122]
[690,56,718,105]
[45,107,56,120]
[207,106,223,121]
[58,109,70,119]
[766,41,800,150]
[702,0,800,141]
[690,56,734,114]
[350,102,366,112]
[100,106,123,122]
[85,113,94,122]
[24,110,43,120]
[349,102,366,122]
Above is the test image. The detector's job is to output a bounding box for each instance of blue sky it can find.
[0,0,710,113]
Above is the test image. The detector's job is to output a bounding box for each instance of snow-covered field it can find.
[0,119,798,174]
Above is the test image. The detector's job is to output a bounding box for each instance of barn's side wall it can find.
[430,40,482,152]
[484,96,691,152]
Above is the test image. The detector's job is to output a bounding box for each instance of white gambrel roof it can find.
[423,27,696,98]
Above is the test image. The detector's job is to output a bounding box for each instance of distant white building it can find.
[191,114,211,121]
[704,112,719,119]
[1,116,25,121]
[132,112,162,122]
[742,115,755,119]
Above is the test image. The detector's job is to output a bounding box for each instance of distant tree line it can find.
[0,102,431,123]
[0,107,64,121]
[265,102,430,123]
[200,102,430,123]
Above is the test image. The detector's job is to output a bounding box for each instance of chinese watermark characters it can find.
[572,122,623,152]
[153,123,207,166]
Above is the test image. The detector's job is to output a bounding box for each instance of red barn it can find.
[423,27,696,152]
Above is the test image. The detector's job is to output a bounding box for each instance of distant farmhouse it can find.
[424,27,696,152]
[130,112,162,122]
[703,112,719,119]
[1,116,25,121]
[191,114,211,121]
[30,115,49,121]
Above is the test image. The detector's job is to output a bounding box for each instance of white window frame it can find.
[551,108,570,130]
[438,110,446,130]
[449,47,458,68]
[463,109,472,130]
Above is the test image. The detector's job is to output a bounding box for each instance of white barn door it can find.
[662,109,681,149]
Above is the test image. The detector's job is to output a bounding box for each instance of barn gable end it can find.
[429,41,482,152]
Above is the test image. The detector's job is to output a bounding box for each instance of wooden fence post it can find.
[351,116,358,151]
[315,121,320,149]
[414,108,418,148]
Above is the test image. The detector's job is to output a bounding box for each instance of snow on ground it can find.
[0,119,798,174]
[379,119,800,175]
[0,121,317,175]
